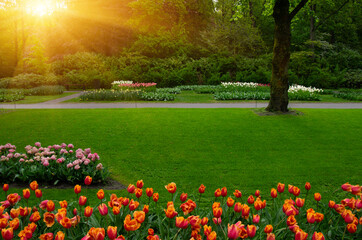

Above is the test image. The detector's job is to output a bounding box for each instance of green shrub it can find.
[26,85,65,96]
[341,69,362,89]
[4,74,58,89]
[288,91,321,101]
[194,85,221,94]
[0,89,25,102]
[333,89,362,101]
[214,92,270,100]
[156,87,181,94]
[80,90,141,101]
[140,92,175,101]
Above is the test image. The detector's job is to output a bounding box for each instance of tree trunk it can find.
[266,0,291,112]
[309,3,316,49]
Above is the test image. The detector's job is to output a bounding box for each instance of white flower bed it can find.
[221,82,260,87]
[111,80,133,85]
[288,84,323,93]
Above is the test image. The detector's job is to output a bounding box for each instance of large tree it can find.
[266,0,309,112]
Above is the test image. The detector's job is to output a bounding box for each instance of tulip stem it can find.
[218,223,227,239]
[342,225,347,240]
[172,228,182,240]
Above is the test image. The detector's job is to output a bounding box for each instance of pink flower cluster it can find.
[118,83,157,88]
[0,142,102,170]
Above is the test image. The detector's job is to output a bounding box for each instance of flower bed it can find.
[0,179,360,240]
[80,90,175,102]
[0,143,109,184]
[112,81,157,92]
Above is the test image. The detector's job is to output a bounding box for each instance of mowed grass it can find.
[0,109,361,205]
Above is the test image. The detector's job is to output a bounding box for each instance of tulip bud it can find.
[199,184,206,194]
[84,176,92,186]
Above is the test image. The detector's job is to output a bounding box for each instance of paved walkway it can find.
[1,92,361,109]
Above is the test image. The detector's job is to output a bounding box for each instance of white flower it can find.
[288,84,323,93]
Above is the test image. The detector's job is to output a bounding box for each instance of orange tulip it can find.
[87,227,105,240]
[312,232,325,240]
[254,198,264,211]
[43,212,55,227]
[164,204,178,218]
[277,183,285,193]
[314,193,321,201]
[135,188,143,198]
[9,218,19,230]
[214,188,221,197]
[152,193,159,202]
[271,188,277,198]
[46,200,55,212]
[136,180,144,189]
[315,213,324,223]
[1,228,13,240]
[60,217,72,229]
[112,206,120,215]
[59,200,68,208]
[7,193,21,206]
[226,197,234,207]
[129,199,139,211]
[39,233,53,240]
[97,189,104,200]
[264,224,273,233]
[29,181,38,191]
[98,203,108,216]
[292,186,300,196]
[247,225,256,238]
[10,208,19,219]
[35,189,42,198]
[84,206,93,218]
[241,204,250,217]
[204,225,212,236]
[207,231,217,240]
[0,218,8,229]
[84,176,92,185]
[146,188,153,197]
[233,189,242,198]
[29,211,41,222]
[133,211,145,223]
[54,231,65,240]
[79,196,87,206]
[180,193,188,202]
[199,184,206,194]
[267,233,276,240]
[127,184,135,194]
[165,182,177,194]
[74,185,81,194]
[22,188,30,199]
[287,215,297,226]
[124,214,141,231]
[107,226,117,240]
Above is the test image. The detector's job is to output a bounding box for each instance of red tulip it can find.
[233,190,242,198]
[221,187,227,197]
[180,193,188,202]
[305,182,311,191]
[74,185,81,194]
[2,184,9,192]
[135,188,142,198]
[314,193,321,202]
[214,188,221,197]
[107,226,117,240]
[247,225,256,238]
[84,206,93,218]
[79,196,87,206]
[98,203,108,216]
[271,188,277,198]
[23,189,30,199]
[312,232,325,240]
[227,224,240,239]
[146,188,153,197]
[136,180,144,189]
[198,184,206,194]
[255,190,260,197]
[1,228,13,240]
[127,184,135,194]
[84,176,92,186]
[277,183,285,193]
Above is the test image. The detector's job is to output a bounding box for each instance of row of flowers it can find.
[0,178,361,239]
[0,143,109,184]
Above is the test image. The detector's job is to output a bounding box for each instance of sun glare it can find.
[26,0,67,16]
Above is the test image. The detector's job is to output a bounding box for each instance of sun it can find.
[26,0,67,17]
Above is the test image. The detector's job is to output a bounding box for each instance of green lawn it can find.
[5,92,75,104]
[0,109,361,206]
[63,91,359,103]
